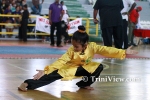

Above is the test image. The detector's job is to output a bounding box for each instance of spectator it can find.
[93,0,124,49]
[0,0,2,33]
[4,5,15,37]
[19,5,23,12]
[5,0,10,5]
[60,1,69,16]
[61,10,70,43]
[49,0,63,47]
[1,0,6,13]
[31,0,44,14]
[13,5,21,25]
[121,0,136,49]
[19,4,29,42]
[128,6,142,46]
[16,0,22,6]
[11,0,17,13]
[22,0,27,6]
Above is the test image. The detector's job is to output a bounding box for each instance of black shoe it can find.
[57,45,63,47]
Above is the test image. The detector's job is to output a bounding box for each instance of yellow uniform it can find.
[44,42,126,80]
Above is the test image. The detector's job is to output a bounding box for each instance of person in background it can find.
[31,0,44,15]
[60,1,69,16]
[1,0,6,13]
[49,0,63,47]
[0,0,2,35]
[13,5,21,27]
[19,4,29,42]
[121,0,136,49]
[11,0,17,13]
[61,10,70,43]
[16,0,22,6]
[22,0,27,6]
[4,5,15,37]
[93,0,124,49]
[128,6,142,46]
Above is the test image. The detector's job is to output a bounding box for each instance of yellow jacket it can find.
[44,42,126,80]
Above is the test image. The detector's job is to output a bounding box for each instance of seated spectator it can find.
[22,0,27,6]
[13,5,21,15]
[5,0,11,5]
[11,0,17,13]
[13,5,21,25]
[31,0,44,15]
[4,5,15,36]
[16,0,22,6]
[19,5,23,12]
[1,0,6,13]
[0,0,2,33]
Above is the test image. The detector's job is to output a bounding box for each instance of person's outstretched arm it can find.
[91,42,137,59]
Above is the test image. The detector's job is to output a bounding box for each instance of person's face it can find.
[55,0,59,3]
[136,8,141,12]
[8,6,11,10]
[2,0,6,4]
[62,10,65,14]
[16,6,19,11]
[20,6,22,10]
[72,39,87,52]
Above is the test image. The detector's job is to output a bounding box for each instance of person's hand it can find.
[125,46,138,55]
[93,19,99,24]
[33,70,45,80]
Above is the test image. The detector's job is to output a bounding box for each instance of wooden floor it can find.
[0,41,150,100]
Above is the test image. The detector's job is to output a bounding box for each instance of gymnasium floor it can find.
[0,41,150,100]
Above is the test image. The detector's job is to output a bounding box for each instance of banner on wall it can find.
[68,18,82,34]
[35,16,82,34]
[35,16,50,34]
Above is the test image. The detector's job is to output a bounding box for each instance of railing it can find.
[0,14,99,36]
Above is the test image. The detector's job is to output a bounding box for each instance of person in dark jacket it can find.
[19,4,29,42]
[93,0,124,49]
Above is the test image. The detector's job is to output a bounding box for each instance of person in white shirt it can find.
[61,10,70,43]
[60,1,69,16]
[121,0,136,49]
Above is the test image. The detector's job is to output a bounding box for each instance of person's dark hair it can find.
[5,4,10,9]
[60,1,64,4]
[23,4,27,8]
[72,25,89,46]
